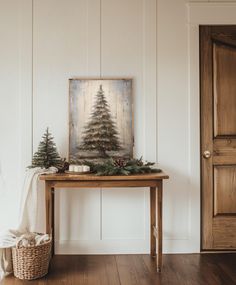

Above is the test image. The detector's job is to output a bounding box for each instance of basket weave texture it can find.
[12,239,51,280]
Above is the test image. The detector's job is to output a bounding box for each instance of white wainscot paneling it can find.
[102,0,157,161]
[0,0,32,230]
[33,0,101,253]
[56,188,101,241]
[102,188,146,240]
[34,0,157,254]
[157,0,200,253]
[33,0,100,154]
[0,0,21,229]
[3,0,235,255]
[100,0,156,253]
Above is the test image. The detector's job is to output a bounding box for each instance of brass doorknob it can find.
[203,150,211,159]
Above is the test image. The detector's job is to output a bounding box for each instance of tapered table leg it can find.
[45,182,52,234]
[157,181,163,272]
[150,187,157,257]
[45,182,54,257]
[51,187,55,256]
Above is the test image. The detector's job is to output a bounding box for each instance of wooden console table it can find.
[40,172,169,272]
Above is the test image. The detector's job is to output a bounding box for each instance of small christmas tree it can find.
[30,128,62,169]
[79,85,121,157]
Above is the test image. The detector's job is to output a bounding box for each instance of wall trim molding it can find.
[188,2,236,25]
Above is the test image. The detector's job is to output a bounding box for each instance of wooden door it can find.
[200,26,236,250]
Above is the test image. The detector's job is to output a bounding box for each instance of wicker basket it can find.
[12,238,51,280]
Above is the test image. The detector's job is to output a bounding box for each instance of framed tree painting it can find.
[69,78,133,162]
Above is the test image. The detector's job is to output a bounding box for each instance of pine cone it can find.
[113,158,127,168]
[136,157,144,166]
[57,161,70,173]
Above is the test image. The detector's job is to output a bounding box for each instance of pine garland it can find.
[84,157,161,176]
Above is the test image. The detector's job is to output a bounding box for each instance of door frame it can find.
[199,24,236,251]
[188,2,236,252]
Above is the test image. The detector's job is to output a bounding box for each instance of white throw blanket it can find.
[0,167,57,280]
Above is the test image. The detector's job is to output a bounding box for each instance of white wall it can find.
[157,0,199,253]
[33,0,157,254]
[0,0,32,229]
[4,0,231,253]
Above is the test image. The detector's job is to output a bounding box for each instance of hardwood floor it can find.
[1,254,236,285]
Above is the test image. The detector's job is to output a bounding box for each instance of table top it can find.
[39,172,169,181]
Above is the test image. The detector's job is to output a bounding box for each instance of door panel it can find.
[201,26,236,250]
[213,217,236,249]
[213,139,236,165]
[213,43,236,137]
[214,166,236,215]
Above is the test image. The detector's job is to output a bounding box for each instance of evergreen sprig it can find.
[84,157,161,176]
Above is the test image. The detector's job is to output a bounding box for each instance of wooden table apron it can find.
[40,173,169,272]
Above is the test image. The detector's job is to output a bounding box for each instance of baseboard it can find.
[55,238,200,254]
[55,239,149,254]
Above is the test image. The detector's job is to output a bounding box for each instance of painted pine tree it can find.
[79,85,121,157]
[30,128,62,168]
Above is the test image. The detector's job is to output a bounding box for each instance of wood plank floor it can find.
[1,254,236,285]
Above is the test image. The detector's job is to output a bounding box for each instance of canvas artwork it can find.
[69,79,133,162]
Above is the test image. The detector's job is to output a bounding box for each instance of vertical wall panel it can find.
[101,0,157,250]
[102,188,146,240]
[102,0,144,159]
[0,0,21,229]
[19,0,33,178]
[157,0,191,250]
[33,0,91,151]
[33,0,102,250]
[0,0,32,229]
[143,0,157,162]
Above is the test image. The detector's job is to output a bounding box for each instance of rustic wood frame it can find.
[68,77,134,161]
